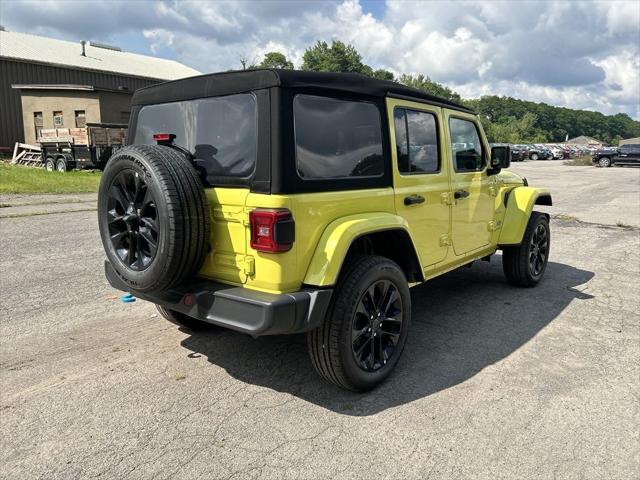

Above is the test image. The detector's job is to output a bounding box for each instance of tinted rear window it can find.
[294,95,383,179]
[134,94,257,178]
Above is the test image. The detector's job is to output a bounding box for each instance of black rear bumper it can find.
[105,261,332,336]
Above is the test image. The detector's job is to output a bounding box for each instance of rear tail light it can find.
[153,133,175,144]
[249,209,295,253]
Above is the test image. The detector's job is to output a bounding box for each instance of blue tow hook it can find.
[120,293,136,303]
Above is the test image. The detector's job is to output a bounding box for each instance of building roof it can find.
[0,30,200,81]
[132,68,474,113]
[12,84,132,93]
[567,135,603,144]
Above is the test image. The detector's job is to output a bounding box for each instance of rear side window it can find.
[393,108,439,174]
[449,117,485,172]
[134,94,257,178]
[294,95,383,179]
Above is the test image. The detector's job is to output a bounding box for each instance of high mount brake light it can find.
[153,133,175,143]
[249,209,295,253]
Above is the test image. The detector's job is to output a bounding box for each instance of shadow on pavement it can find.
[180,259,594,416]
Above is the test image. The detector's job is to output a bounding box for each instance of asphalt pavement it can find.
[1,162,638,479]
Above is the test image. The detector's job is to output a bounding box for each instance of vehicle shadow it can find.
[179,259,594,416]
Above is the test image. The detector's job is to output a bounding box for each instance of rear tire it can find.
[530,153,539,160]
[156,305,214,331]
[502,212,550,287]
[307,256,411,391]
[56,157,68,172]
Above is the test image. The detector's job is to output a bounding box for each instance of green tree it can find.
[397,74,462,103]
[301,40,370,74]
[371,68,395,81]
[485,112,548,143]
[258,51,294,70]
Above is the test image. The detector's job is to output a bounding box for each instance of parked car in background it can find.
[523,144,549,160]
[592,144,640,167]
[533,144,553,160]
[509,144,527,161]
[547,145,564,159]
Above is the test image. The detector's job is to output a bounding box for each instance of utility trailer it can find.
[38,123,127,172]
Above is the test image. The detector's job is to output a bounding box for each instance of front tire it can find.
[598,157,612,168]
[307,256,411,391]
[44,157,55,172]
[502,212,550,287]
[530,153,539,161]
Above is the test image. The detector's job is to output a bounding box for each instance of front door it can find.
[387,98,450,267]
[445,112,495,256]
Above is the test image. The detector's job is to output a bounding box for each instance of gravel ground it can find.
[1,162,638,479]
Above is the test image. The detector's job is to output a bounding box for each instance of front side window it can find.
[449,117,485,172]
[294,95,383,179]
[134,93,257,178]
[394,108,439,174]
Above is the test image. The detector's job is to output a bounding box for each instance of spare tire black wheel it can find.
[98,145,210,293]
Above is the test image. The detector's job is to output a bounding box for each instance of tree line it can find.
[249,41,640,145]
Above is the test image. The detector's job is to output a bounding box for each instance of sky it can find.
[1,0,639,119]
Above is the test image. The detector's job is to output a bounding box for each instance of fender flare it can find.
[498,187,552,245]
[303,212,424,287]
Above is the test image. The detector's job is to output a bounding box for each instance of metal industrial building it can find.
[0,29,200,150]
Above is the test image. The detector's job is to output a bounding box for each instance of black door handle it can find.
[454,190,469,200]
[404,194,425,206]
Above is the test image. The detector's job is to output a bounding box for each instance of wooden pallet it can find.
[11,143,43,167]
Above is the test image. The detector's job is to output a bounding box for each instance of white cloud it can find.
[2,0,639,118]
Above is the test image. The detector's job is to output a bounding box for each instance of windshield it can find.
[133,93,257,178]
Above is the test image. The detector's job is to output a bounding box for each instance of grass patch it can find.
[0,162,101,194]
[563,155,593,166]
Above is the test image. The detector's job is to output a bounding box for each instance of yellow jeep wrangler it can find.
[98,70,552,391]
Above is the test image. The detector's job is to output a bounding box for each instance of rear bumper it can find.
[105,261,332,336]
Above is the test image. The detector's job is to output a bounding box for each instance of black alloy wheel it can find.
[351,280,403,372]
[307,255,411,391]
[529,223,548,277]
[107,170,158,271]
[502,212,550,287]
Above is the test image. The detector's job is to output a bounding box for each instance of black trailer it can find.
[38,123,127,172]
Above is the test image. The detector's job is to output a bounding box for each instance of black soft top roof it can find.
[131,69,473,113]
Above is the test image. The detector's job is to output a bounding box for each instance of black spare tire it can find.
[98,145,210,293]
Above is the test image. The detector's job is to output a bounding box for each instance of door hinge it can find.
[244,256,255,276]
[439,234,452,247]
[487,220,501,232]
[440,192,454,206]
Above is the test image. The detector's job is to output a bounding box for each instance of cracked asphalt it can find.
[1,162,638,479]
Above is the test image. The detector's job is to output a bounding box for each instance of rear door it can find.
[444,111,495,256]
[387,98,450,267]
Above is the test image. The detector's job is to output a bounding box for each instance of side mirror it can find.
[490,145,510,172]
